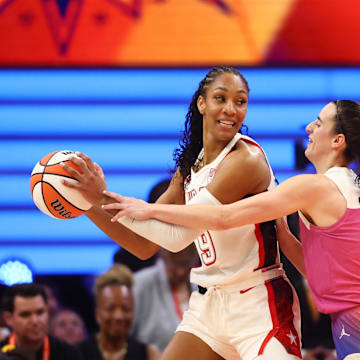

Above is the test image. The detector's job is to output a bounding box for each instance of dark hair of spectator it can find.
[2,283,47,313]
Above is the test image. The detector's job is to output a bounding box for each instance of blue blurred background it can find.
[1,67,360,275]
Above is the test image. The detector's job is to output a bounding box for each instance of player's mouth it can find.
[218,120,236,128]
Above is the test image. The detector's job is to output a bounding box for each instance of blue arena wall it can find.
[1,67,359,275]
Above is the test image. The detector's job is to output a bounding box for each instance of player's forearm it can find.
[225,182,309,230]
[86,207,159,259]
[148,195,278,231]
[148,182,303,231]
[150,203,227,230]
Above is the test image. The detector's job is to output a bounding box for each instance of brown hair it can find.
[93,264,133,302]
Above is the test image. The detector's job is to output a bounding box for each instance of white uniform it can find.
[177,133,302,360]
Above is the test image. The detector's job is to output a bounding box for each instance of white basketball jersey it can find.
[185,133,281,288]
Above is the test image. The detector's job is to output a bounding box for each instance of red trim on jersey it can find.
[258,281,277,353]
[268,280,280,326]
[259,328,277,354]
[225,135,265,158]
[258,279,302,358]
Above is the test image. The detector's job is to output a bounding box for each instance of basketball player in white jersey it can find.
[62,66,302,359]
[105,100,360,360]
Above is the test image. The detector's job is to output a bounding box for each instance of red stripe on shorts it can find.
[258,278,302,358]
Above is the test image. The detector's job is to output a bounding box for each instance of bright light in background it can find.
[0,260,33,286]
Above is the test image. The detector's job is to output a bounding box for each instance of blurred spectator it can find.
[0,283,82,360]
[282,213,336,360]
[131,244,199,352]
[78,264,160,360]
[0,318,10,343]
[0,286,10,342]
[50,309,87,346]
[0,346,35,360]
[0,329,10,344]
[41,284,60,319]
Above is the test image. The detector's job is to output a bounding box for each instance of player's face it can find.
[96,285,134,340]
[198,73,248,142]
[305,102,338,162]
[6,295,49,344]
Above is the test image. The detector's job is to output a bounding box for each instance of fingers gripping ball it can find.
[30,150,91,219]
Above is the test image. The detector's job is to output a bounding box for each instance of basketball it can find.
[30,150,92,219]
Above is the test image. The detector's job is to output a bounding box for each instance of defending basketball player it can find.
[104,100,360,360]
[61,67,302,359]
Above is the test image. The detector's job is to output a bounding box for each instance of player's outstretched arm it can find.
[102,190,204,253]
[105,175,316,232]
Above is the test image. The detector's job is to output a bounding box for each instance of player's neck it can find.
[202,130,238,166]
[314,157,348,174]
[202,139,227,165]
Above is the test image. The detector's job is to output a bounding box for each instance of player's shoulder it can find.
[222,137,268,174]
[233,137,267,161]
[282,174,334,196]
[288,173,332,186]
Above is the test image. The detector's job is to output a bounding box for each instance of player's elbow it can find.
[135,244,160,260]
[164,242,189,253]
[167,245,184,253]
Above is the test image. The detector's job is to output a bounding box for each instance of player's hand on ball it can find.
[61,152,107,208]
[101,191,153,222]
[31,150,92,219]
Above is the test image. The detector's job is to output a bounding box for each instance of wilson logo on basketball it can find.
[61,151,75,156]
[50,199,72,218]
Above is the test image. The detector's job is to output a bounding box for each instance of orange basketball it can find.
[30,150,91,219]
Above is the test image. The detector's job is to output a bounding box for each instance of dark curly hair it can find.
[2,283,47,313]
[332,100,360,183]
[173,66,249,178]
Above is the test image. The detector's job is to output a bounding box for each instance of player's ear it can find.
[332,133,346,149]
[197,96,206,115]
